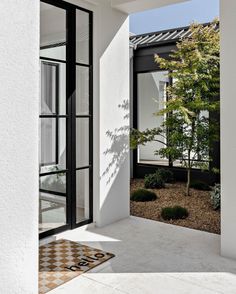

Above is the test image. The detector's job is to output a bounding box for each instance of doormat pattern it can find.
[39,239,115,294]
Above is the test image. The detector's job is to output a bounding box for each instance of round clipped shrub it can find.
[190,181,211,191]
[161,206,189,220]
[131,189,157,202]
[144,173,165,189]
[157,168,174,183]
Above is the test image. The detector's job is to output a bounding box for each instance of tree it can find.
[131,20,220,196]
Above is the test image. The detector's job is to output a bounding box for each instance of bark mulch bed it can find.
[130,179,220,234]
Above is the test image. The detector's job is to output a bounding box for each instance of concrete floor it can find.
[41,217,236,294]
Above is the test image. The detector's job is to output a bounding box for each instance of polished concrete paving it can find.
[41,216,236,294]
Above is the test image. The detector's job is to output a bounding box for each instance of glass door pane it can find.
[39,1,93,236]
[76,169,90,223]
[40,2,66,60]
[75,8,92,225]
[76,118,89,168]
[76,10,89,64]
[39,2,67,235]
[76,66,89,115]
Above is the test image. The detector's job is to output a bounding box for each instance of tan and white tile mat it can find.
[39,239,115,294]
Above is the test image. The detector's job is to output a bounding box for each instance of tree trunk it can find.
[186,149,191,196]
[186,167,191,196]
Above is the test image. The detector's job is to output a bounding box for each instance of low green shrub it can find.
[161,206,189,220]
[131,189,157,202]
[210,183,221,210]
[190,181,211,191]
[157,169,174,183]
[144,172,165,189]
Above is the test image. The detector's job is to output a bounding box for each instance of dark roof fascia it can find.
[134,39,178,50]
[130,22,212,49]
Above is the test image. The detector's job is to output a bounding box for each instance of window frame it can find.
[39,0,93,239]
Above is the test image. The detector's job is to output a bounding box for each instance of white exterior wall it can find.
[0,0,39,293]
[220,0,236,259]
[96,3,130,226]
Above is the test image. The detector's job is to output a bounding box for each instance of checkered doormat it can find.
[39,239,115,294]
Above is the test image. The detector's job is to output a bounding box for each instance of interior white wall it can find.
[0,0,39,293]
[220,0,236,259]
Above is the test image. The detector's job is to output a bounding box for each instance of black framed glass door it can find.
[39,0,93,238]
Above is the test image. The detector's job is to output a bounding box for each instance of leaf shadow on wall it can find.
[101,99,130,186]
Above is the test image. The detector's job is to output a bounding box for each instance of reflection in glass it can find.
[76,118,89,168]
[137,71,169,165]
[76,66,89,115]
[76,169,89,223]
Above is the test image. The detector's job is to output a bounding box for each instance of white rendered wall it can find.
[220,0,236,259]
[0,0,39,293]
[98,7,130,226]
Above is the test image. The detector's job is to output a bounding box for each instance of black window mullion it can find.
[76,62,90,67]
[40,56,67,64]
[40,169,68,177]
[88,11,93,220]
[76,115,91,118]
[66,7,76,229]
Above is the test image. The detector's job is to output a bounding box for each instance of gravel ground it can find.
[130,179,220,234]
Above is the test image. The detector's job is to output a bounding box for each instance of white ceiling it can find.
[111,0,190,14]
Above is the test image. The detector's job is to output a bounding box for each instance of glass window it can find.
[76,118,89,168]
[137,71,169,166]
[76,10,89,64]
[40,2,66,60]
[40,118,66,173]
[41,62,57,115]
[76,169,89,223]
[76,66,89,115]
[40,118,57,166]
[39,192,67,233]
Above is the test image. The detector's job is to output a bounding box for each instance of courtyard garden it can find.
[130,20,220,235]
[130,171,220,234]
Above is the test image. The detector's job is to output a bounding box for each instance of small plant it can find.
[144,172,165,189]
[190,181,211,191]
[157,168,174,183]
[131,189,157,202]
[210,184,221,210]
[161,206,189,220]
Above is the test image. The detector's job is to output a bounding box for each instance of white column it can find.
[221,0,236,259]
[0,0,39,293]
[94,4,130,227]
